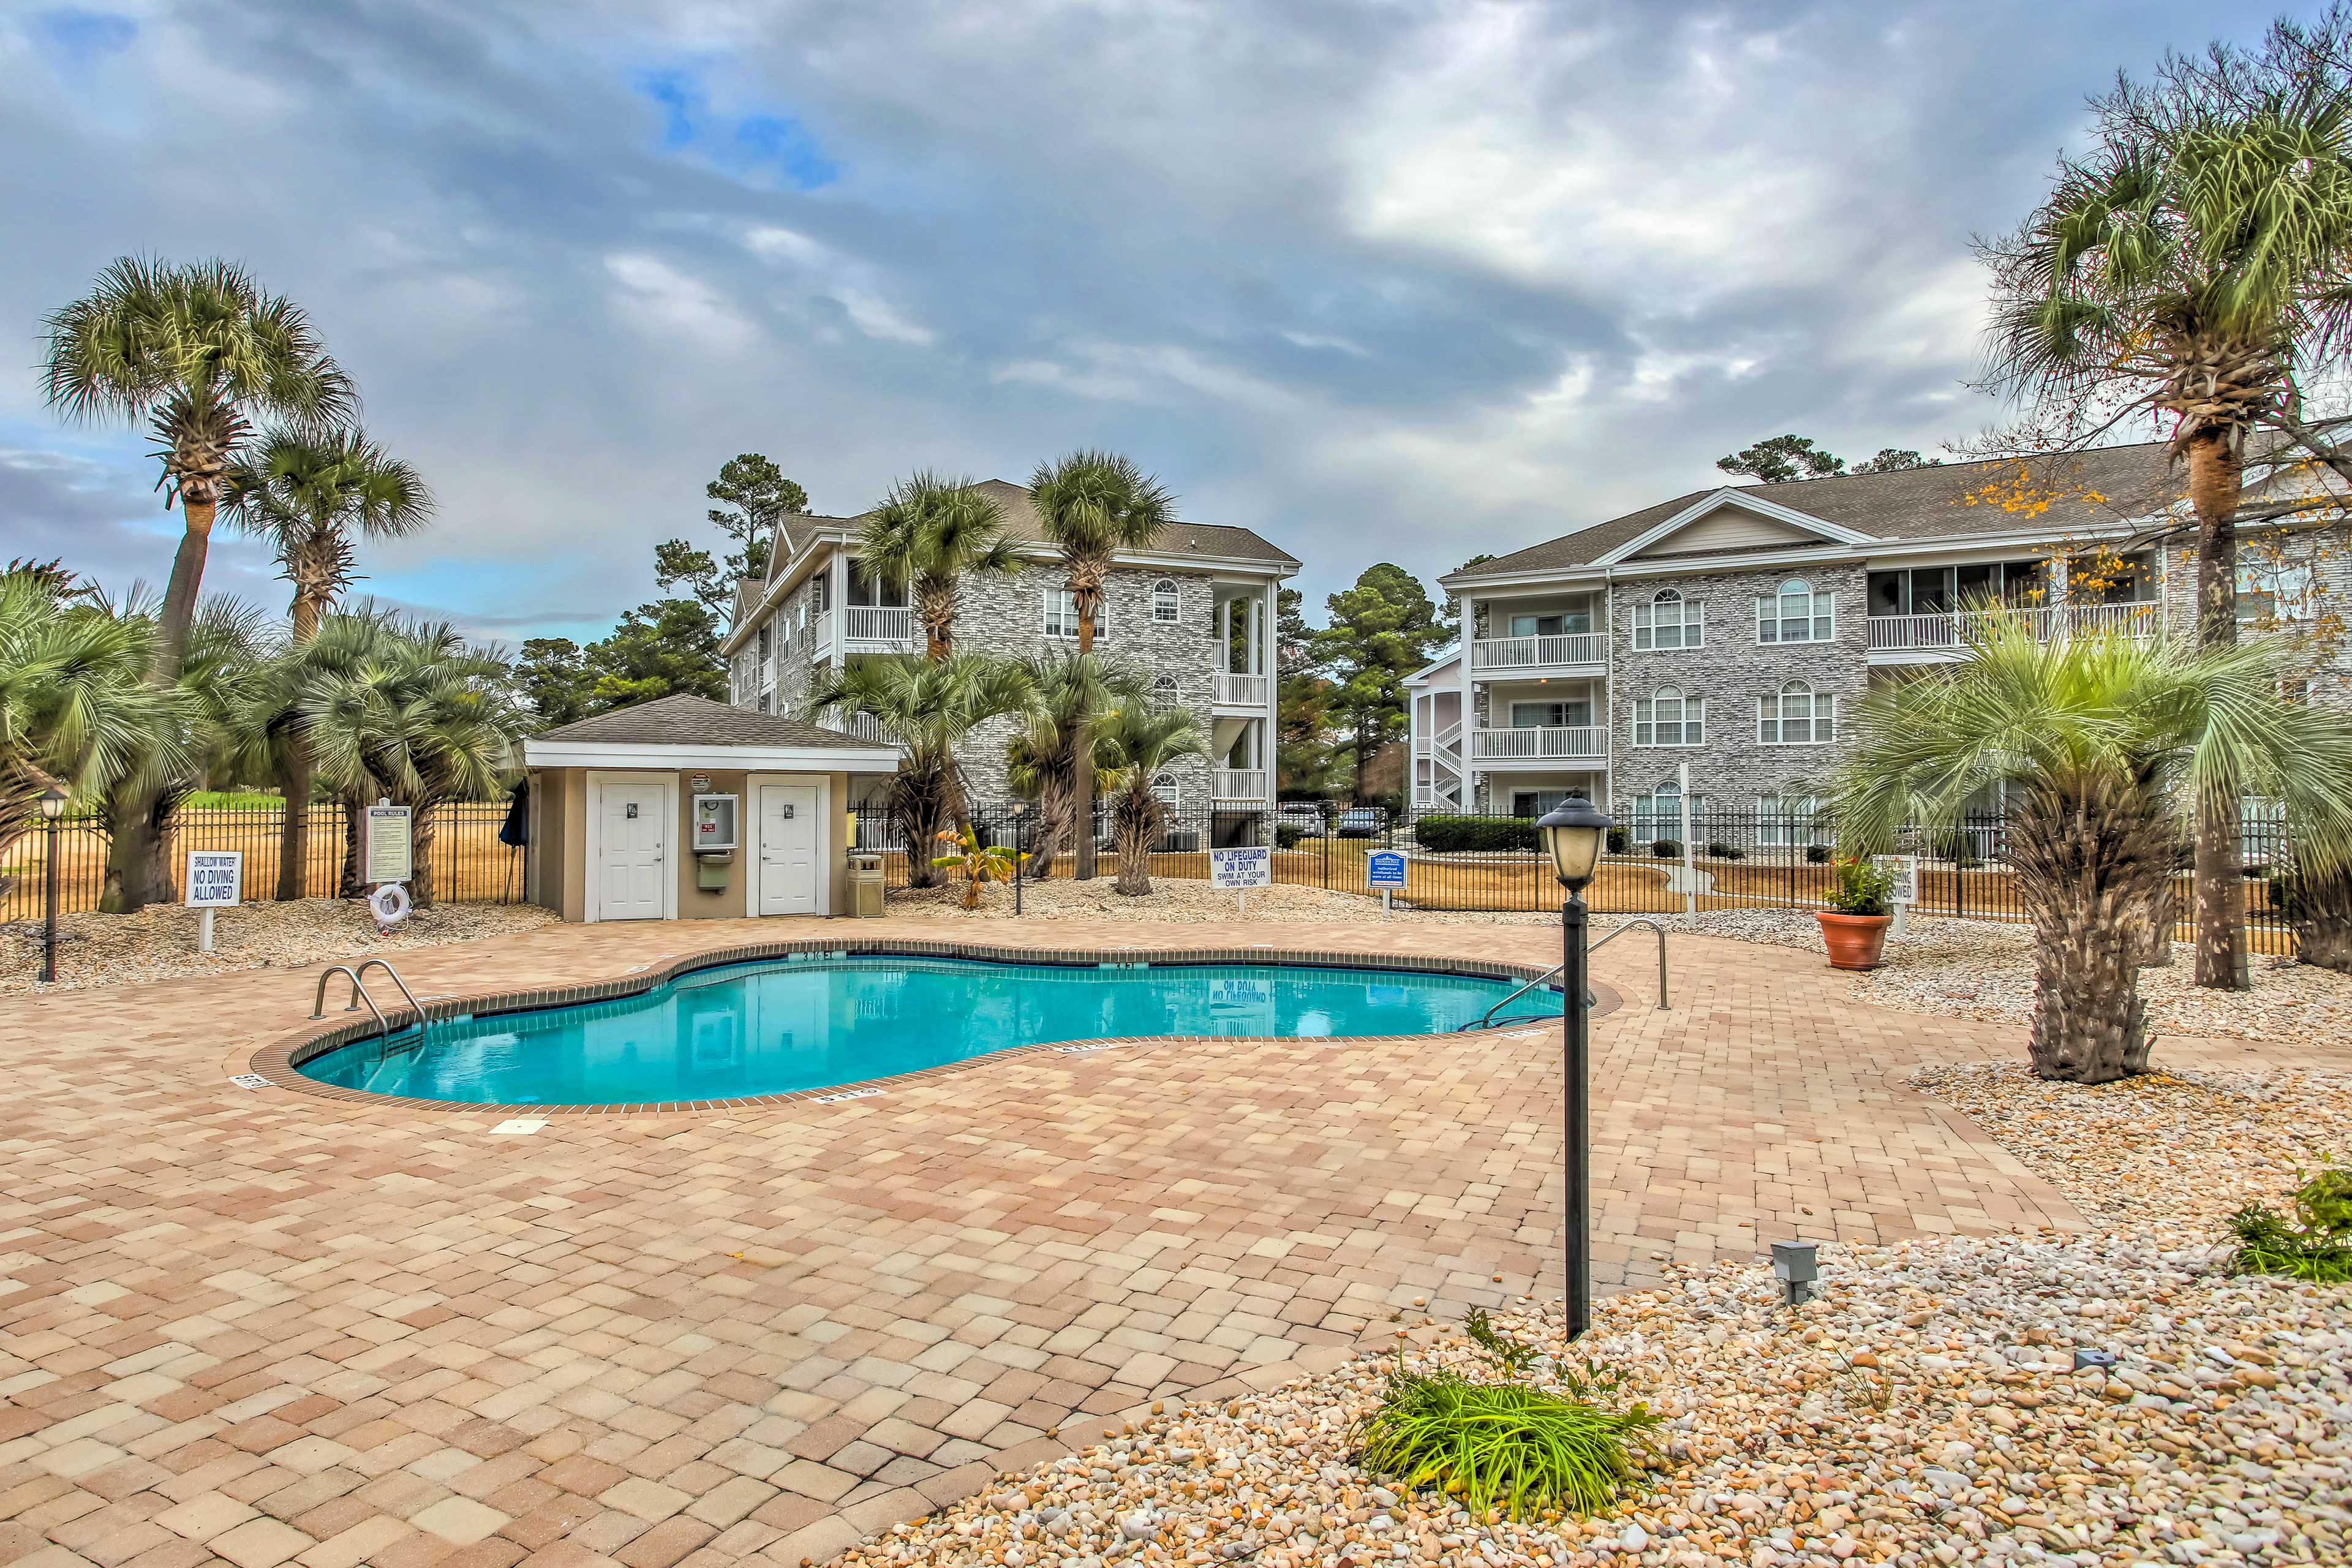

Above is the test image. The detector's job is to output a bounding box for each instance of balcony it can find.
[1469,725,1608,765]
[1471,631,1605,674]
[1866,601,2160,656]
[824,712,891,744]
[845,604,916,650]
[1213,767,1270,802]
[1213,672,1271,708]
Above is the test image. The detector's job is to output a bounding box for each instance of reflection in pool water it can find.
[298,954,1550,1107]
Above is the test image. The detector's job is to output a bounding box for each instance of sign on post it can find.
[365,803,413,885]
[1366,849,1407,916]
[184,850,241,952]
[1874,853,1920,937]
[1208,844,1273,916]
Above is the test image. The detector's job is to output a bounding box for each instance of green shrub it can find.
[1606,827,1628,855]
[1415,815,1538,853]
[1355,1368,1657,1520]
[2230,1166,2352,1283]
[1706,842,1743,861]
[1804,844,1833,865]
[1275,823,1304,850]
[1929,829,1981,867]
[1649,839,1682,859]
[1826,856,1896,916]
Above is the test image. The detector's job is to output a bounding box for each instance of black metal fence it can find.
[0,802,524,921]
[856,801,2299,949]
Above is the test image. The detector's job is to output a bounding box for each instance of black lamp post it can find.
[37,785,67,985]
[1534,794,1612,1341]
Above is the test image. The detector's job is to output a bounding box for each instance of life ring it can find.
[368,883,413,925]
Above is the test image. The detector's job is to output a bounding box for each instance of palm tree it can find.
[1831,620,2352,1084]
[805,653,1039,887]
[42,257,354,910]
[0,568,183,885]
[1095,703,1207,897]
[223,429,433,899]
[1978,31,2352,989]
[296,614,519,908]
[1005,651,1148,880]
[1028,451,1177,879]
[853,473,1020,660]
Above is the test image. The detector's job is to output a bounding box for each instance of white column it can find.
[830,549,850,661]
[1460,597,1477,812]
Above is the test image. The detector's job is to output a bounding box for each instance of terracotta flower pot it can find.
[1815,911,1893,971]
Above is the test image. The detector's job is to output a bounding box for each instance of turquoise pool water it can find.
[296,953,1551,1107]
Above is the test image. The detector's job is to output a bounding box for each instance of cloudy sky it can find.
[0,0,2306,642]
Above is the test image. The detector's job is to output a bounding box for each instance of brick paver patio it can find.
[0,914,2101,1568]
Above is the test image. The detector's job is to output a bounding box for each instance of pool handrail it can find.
[309,958,428,1041]
[1459,916,1670,1030]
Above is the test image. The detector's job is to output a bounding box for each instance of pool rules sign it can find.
[184,850,241,952]
[1208,844,1272,916]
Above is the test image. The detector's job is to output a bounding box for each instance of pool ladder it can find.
[1457,917,1670,1030]
[310,959,432,1042]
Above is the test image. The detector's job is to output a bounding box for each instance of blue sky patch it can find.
[37,9,136,61]
[630,65,839,190]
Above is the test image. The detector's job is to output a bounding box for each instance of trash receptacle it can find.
[848,853,886,918]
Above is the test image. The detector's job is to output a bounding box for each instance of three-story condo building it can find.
[1414,442,2350,835]
[722,480,1298,822]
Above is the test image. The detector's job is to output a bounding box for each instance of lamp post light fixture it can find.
[37,785,67,985]
[1534,794,1613,1341]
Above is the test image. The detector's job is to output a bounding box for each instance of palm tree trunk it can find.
[1073,604,1099,880]
[274,756,312,900]
[2289,864,2352,975]
[2183,428,2249,990]
[1114,791,1155,896]
[2029,914,2146,1084]
[338,788,366,898]
[410,801,438,910]
[153,497,216,684]
[99,498,219,914]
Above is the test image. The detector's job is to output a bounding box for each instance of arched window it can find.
[1632,685,1703,747]
[1150,674,1179,706]
[1758,680,1834,745]
[1632,587,1702,650]
[1757,578,1835,644]
[1152,578,1182,623]
[1151,770,1180,806]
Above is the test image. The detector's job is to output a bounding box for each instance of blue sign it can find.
[1366,850,1408,889]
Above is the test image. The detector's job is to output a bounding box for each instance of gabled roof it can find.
[530,694,892,752]
[1447,442,2182,582]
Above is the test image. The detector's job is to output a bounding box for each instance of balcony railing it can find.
[1866,601,2160,652]
[1213,672,1271,707]
[823,712,891,744]
[1471,631,1605,671]
[1470,725,1608,761]
[1213,767,1270,801]
[845,605,916,646]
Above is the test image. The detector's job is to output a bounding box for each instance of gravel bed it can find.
[848,1235,2347,1568]
[1913,1064,2352,1229]
[0,898,560,994]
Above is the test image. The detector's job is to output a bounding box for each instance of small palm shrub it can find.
[1706,841,1744,861]
[1275,822,1304,849]
[1805,843,1833,864]
[1606,826,1628,854]
[1355,1368,1657,1520]
[2231,1166,2352,1283]
[1649,839,1682,859]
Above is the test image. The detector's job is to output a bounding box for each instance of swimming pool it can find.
[293,952,1556,1107]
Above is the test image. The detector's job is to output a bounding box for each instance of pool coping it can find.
[247,937,1623,1116]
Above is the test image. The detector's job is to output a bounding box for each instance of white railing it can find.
[1213,767,1270,801]
[1213,672,1272,707]
[1470,725,1608,761]
[1866,602,2160,652]
[1471,631,1605,671]
[825,712,890,744]
[845,605,916,646]
[806,609,835,658]
[1415,734,1433,755]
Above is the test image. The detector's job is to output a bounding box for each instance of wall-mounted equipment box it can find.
[691,793,740,853]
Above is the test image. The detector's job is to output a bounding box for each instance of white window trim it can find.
[1630,690,1706,748]
[1632,592,1704,652]
[1754,583,1838,645]
[1042,589,1109,641]
[1151,771,1181,807]
[1756,686,1837,746]
[1755,794,1831,848]
[1151,579,1182,623]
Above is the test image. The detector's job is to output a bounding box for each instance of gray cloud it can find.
[0,0,2307,630]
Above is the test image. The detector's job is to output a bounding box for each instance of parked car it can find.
[1335,807,1386,839]
[1278,802,1328,837]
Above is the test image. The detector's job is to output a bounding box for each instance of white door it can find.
[596,781,669,920]
[758,784,821,916]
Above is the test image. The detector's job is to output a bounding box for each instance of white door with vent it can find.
[758,784,821,916]
[594,780,669,920]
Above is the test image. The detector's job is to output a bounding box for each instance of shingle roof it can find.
[759,480,1297,591]
[1450,442,2183,579]
[532,694,894,751]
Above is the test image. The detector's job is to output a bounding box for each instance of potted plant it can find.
[1817,856,1897,970]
